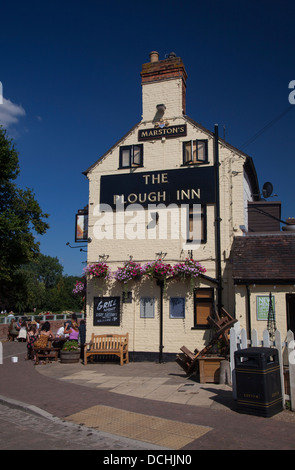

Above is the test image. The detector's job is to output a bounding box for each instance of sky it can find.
[1,0,295,277]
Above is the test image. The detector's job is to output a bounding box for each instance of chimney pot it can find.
[149,51,159,63]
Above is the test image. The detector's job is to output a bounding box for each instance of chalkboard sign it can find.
[93,296,120,326]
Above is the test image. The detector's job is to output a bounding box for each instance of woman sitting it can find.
[39,321,54,339]
[64,321,79,341]
[33,321,54,350]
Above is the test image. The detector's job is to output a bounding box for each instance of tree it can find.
[0,126,49,302]
[22,253,63,289]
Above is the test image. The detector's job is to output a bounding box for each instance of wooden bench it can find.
[84,333,129,366]
[34,339,60,364]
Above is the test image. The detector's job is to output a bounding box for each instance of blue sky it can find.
[1,0,295,276]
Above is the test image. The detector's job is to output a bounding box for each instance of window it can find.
[194,288,214,328]
[119,144,143,168]
[187,205,206,243]
[170,297,185,319]
[140,297,155,318]
[183,140,208,164]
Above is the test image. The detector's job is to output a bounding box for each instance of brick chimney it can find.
[141,51,188,121]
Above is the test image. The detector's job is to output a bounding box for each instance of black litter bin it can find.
[234,347,283,417]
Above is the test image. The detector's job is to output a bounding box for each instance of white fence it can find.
[0,313,85,324]
[230,322,295,410]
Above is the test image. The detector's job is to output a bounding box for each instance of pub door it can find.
[286,294,295,334]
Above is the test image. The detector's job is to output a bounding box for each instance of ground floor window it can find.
[169,297,185,319]
[140,297,155,318]
[194,288,214,328]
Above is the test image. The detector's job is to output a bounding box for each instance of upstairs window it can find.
[187,205,207,243]
[119,144,143,168]
[183,140,208,164]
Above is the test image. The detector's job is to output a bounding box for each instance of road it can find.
[0,402,163,452]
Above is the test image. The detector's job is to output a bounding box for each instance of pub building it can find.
[80,51,295,361]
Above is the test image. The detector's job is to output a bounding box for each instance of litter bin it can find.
[234,347,283,417]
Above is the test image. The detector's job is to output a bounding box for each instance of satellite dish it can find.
[262,182,273,199]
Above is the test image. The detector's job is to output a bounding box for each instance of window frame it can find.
[140,296,155,318]
[119,144,144,169]
[182,139,208,165]
[193,288,215,329]
[169,297,185,319]
[187,204,207,244]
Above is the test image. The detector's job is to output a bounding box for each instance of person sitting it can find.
[33,321,54,353]
[17,320,27,342]
[64,321,79,341]
[39,321,54,339]
[8,319,19,341]
[53,322,69,348]
[56,323,70,339]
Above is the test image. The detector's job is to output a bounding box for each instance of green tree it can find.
[22,253,63,289]
[0,126,49,304]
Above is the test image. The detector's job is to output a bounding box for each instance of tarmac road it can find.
[1,340,295,451]
[0,401,163,451]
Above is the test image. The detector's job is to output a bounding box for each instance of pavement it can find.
[1,340,295,450]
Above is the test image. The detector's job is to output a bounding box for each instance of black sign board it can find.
[93,296,120,326]
[138,124,187,141]
[100,166,215,208]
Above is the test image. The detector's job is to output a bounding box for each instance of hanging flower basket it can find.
[113,260,143,284]
[113,260,143,300]
[173,258,207,292]
[84,262,111,280]
[142,260,174,291]
[72,279,86,295]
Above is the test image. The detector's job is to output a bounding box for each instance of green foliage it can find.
[22,253,63,289]
[0,126,49,285]
[62,340,80,351]
[0,127,83,314]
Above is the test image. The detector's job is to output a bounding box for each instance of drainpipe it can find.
[246,283,251,339]
[214,124,222,316]
[157,279,164,363]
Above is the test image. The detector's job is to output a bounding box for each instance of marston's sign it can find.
[100,166,215,208]
[138,124,187,141]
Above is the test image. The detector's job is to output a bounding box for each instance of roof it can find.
[82,121,141,176]
[231,233,295,283]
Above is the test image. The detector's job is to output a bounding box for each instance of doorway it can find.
[286,294,295,333]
